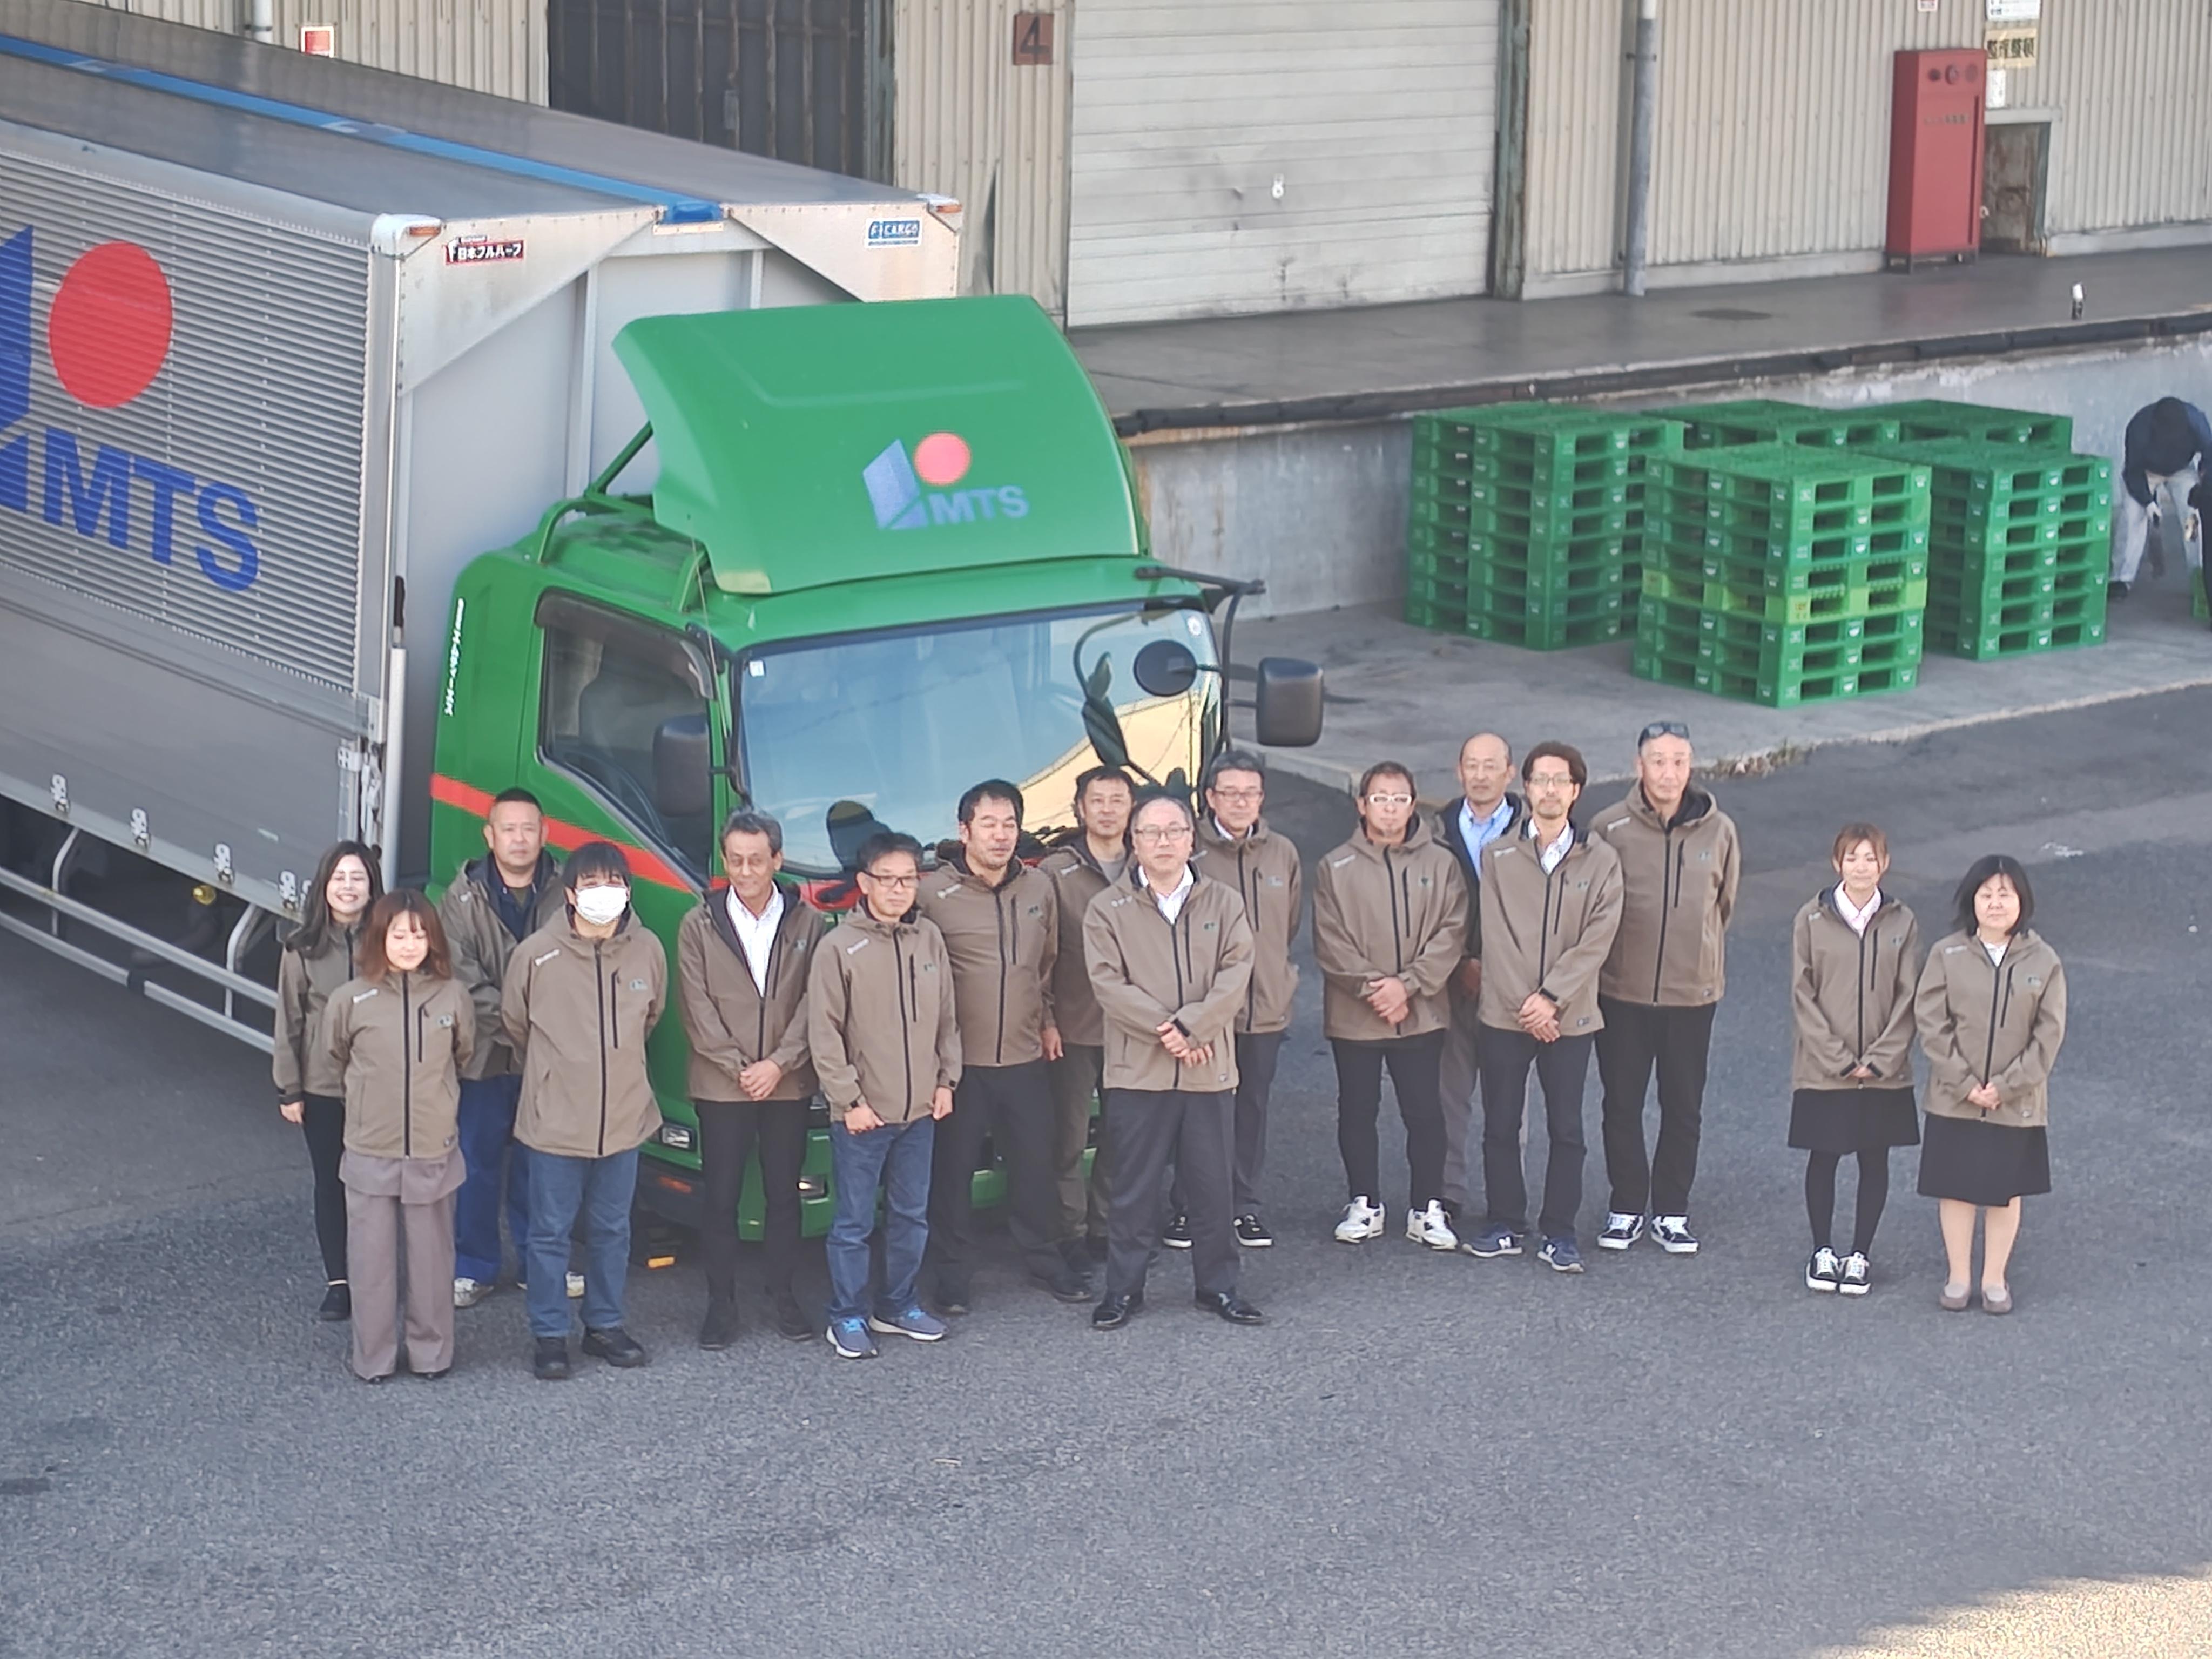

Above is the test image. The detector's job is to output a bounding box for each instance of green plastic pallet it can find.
[1664,398,1904,454]
[1878,400,2074,449]
[1467,608,1629,651]
[1653,449,1931,528]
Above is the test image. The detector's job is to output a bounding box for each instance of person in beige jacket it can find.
[502,841,668,1380]
[1179,748,1302,1247]
[807,831,960,1359]
[273,839,382,1323]
[677,809,822,1351]
[1312,761,1467,1252]
[1083,790,1259,1331]
[1914,855,2067,1315]
[1788,823,1922,1296]
[325,891,475,1381]
[1591,721,1741,1257]
[1467,743,1624,1273]
[1040,765,1135,1250]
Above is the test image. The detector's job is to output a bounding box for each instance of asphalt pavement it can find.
[4,690,2210,1658]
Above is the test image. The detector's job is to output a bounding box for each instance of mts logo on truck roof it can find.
[862,430,1029,531]
[0,225,261,592]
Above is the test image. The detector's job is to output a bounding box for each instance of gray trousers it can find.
[346,1186,457,1380]
[1048,1044,1112,1240]
[1103,1088,1237,1300]
[1442,986,1530,1211]
[2110,468,2202,584]
[1171,1029,1285,1219]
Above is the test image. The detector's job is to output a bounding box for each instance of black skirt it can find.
[1916,1112,2051,1205]
[1789,1087,1920,1154]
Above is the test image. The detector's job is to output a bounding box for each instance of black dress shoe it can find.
[1040,1266,1094,1304]
[698,1300,740,1351]
[532,1337,571,1381]
[772,1294,814,1343]
[318,1282,352,1323]
[357,1370,388,1385]
[1091,1291,1143,1330]
[414,1368,451,1382]
[582,1327,648,1368]
[934,1283,972,1318]
[1195,1290,1264,1325]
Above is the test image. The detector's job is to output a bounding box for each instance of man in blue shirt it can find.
[2110,396,2212,598]
[1432,732,1523,1228]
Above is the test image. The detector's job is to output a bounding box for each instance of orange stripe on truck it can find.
[430,773,697,895]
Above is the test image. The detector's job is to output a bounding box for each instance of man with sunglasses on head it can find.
[1591,720,1741,1258]
[1313,761,1468,1253]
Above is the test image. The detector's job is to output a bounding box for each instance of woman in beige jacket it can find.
[325,891,476,1380]
[1788,824,1921,1296]
[1913,855,2067,1315]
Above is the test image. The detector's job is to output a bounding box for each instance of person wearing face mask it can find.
[1592,720,1740,1258]
[1914,856,2067,1316]
[1313,761,1468,1253]
[273,841,385,1322]
[1789,824,1922,1297]
[324,892,476,1381]
[439,787,565,1311]
[503,843,668,1380]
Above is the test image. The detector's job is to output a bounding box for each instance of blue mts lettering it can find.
[194,483,259,591]
[0,227,26,513]
[42,430,131,549]
[997,485,1028,519]
[927,492,975,525]
[132,457,194,565]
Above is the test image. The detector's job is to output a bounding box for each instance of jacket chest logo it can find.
[435,1013,455,1028]
[1024,904,1043,919]
[1415,874,1432,888]
[626,978,649,993]
[1264,875,1285,888]
[920,961,938,974]
[1201,920,1217,933]
[1696,850,1711,862]
[2024,974,2042,988]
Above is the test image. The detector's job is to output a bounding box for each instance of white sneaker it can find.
[1839,1252,1871,1296]
[1805,1247,1842,1292]
[1405,1201,1459,1251]
[1333,1197,1386,1243]
[453,1276,494,1309]
[1650,1215,1700,1255]
[566,1271,586,1298]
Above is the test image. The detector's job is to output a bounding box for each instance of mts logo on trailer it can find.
[862,431,1029,531]
[0,226,261,591]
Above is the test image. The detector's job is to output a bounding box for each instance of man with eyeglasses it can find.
[1313,761,1468,1252]
[806,832,960,1360]
[1083,789,1260,1330]
[1591,720,1741,1257]
[1040,765,1136,1257]
[921,779,1091,1313]
[1465,743,1623,1274]
[1430,732,1524,1229]
[1166,749,1302,1250]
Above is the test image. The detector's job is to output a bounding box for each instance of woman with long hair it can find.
[272,840,383,1321]
[1913,855,2067,1314]
[323,891,475,1381]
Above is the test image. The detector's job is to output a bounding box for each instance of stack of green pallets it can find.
[1406,404,1679,648]
[1665,398,1904,454]
[1635,445,1931,707]
[1876,399,2073,450]
[1864,439,2112,658]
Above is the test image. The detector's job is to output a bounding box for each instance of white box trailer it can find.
[0,0,957,1044]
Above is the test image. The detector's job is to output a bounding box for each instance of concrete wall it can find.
[1131,338,2212,622]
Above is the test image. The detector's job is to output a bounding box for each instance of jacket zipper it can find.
[401,974,414,1157]
[1981,947,2004,1085]
[1651,822,1676,1001]
[1853,919,1868,1063]
[896,931,915,1120]
[1238,842,1258,1028]
[993,884,1009,1065]
[594,942,609,1157]
[1536,849,1563,987]
[1382,845,1405,974]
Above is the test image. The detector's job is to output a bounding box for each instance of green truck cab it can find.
[428,295,1321,1236]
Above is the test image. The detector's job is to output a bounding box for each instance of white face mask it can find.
[572,885,629,926]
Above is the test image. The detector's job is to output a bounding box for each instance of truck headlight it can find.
[658,1123,695,1151]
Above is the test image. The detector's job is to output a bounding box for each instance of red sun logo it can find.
[912,430,972,487]
[48,241,173,408]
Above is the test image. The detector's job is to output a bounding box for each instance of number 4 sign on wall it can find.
[1013,12,1054,66]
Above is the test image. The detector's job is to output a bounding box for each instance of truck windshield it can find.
[739,602,1220,873]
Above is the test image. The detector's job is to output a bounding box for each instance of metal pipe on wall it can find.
[1621,0,1658,295]
[244,0,273,46]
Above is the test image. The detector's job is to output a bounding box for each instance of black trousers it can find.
[300,1092,347,1282]
[1170,1029,1285,1219]
[926,1060,1069,1294]
[1332,1029,1448,1211]
[1596,999,1719,1218]
[696,1097,810,1306]
[1475,1025,1594,1241]
[1104,1088,1237,1299]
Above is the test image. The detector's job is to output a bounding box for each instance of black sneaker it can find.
[698,1300,740,1350]
[934,1282,973,1318]
[1163,1214,1193,1250]
[1040,1266,1094,1304]
[1806,1247,1842,1293]
[532,1337,570,1381]
[772,1293,814,1342]
[1234,1214,1274,1248]
[582,1327,648,1368]
[317,1282,351,1323]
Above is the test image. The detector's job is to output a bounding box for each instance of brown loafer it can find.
[1939,1283,1971,1312]
[1981,1284,2013,1315]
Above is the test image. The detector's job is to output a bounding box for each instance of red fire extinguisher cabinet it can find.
[1886,49,1985,270]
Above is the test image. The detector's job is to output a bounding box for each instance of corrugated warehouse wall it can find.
[892,0,1071,315]
[1995,0,2212,243]
[69,0,547,103]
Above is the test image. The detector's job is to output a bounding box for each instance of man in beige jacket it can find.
[1083,790,1260,1330]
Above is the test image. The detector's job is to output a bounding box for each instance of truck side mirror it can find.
[1252,657,1324,748]
[653,714,712,820]
[1132,638,1199,698]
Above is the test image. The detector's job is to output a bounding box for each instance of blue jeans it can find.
[454,1075,529,1285]
[523,1147,638,1339]
[826,1118,935,1324]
